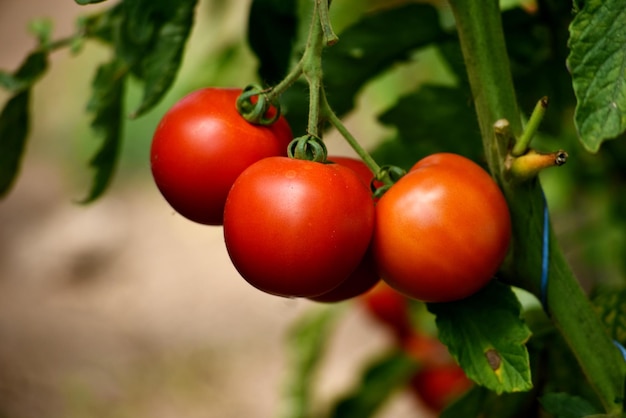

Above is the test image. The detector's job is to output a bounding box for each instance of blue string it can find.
[540,192,549,310]
[541,191,626,362]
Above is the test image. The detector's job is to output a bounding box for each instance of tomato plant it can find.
[373,153,512,302]
[150,87,292,225]
[4,0,626,417]
[409,363,473,413]
[223,156,375,297]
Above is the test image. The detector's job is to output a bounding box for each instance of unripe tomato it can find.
[223,157,375,298]
[150,88,292,225]
[409,363,473,412]
[373,153,511,302]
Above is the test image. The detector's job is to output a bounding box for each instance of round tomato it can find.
[308,156,379,303]
[223,157,375,297]
[150,87,292,225]
[373,153,511,302]
[410,363,473,412]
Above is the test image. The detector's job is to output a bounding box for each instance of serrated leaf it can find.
[127,0,197,117]
[279,307,339,418]
[540,392,601,418]
[323,3,446,117]
[427,282,532,394]
[568,0,626,152]
[0,51,48,92]
[591,286,626,345]
[248,0,298,85]
[375,84,483,168]
[329,350,418,418]
[81,59,127,203]
[0,91,30,198]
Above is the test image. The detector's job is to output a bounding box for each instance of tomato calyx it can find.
[288,134,328,162]
[373,164,406,198]
[236,84,282,125]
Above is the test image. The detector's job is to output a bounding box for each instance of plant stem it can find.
[322,92,381,174]
[512,96,549,157]
[448,0,625,413]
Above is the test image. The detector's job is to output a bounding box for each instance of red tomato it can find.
[308,156,379,303]
[373,153,511,302]
[403,332,453,367]
[223,157,375,297]
[150,87,292,225]
[409,363,473,412]
[361,281,413,340]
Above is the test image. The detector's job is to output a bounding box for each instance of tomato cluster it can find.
[150,87,511,304]
[361,282,473,413]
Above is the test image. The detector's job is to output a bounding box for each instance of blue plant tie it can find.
[541,190,626,362]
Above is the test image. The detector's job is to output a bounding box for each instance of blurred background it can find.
[2,0,626,417]
[0,0,434,417]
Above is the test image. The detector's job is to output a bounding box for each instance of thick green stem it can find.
[449,0,625,413]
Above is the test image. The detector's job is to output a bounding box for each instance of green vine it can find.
[448,0,626,413]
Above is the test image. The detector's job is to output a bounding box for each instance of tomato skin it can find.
[409,363,473,412]
[308,156,379,303]
[223,157,375,298]
[150,88,292,225]
[373,153,511,302]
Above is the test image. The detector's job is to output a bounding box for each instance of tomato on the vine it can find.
[409,363,473,412]
[223,156,375,298]
[373,153,511,302]
[150,87,292,225]
[308,156,380,303]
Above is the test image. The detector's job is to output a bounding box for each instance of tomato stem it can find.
[507,149,568,182]
[511,96,549,157]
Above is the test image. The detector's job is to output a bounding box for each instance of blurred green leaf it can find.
[540,392,601,417]
[0,51,48,92]
[28,18,53,46]
[81,59,127,203]
[124,0,197,117]
[323,3,447,116]
[279,307,339,418]
[75,0,109,5]
[374,84,483,168]
[0,91,31,198]
[441,384,536,418]
[591,286,626,346]
[329,350,418,418]
[568,0,626,152]
[248,0,298,85]
[428,282,532,394]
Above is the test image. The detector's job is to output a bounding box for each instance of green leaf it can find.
[247,0,298,85]
[329,350,418,418]
[568,0,626,152]
[427,281,533,394]
[28,18,53,46]
[81,59,127,203]
[540,392,601,418]
[279,307,339,418]
[591,286,626,346]
[374,84,483,169]
[125,0,198,117]
[441,384,536,418]
[323,3,447,116]
[0,51,48,92]
[0,91,31,198]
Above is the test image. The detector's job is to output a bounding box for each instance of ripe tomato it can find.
[150,87,292,225]
[360,281,413,340]
[410,363,472,412]
[373,153,511,302]
[308,156,379,303]
[223,157,375,297]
